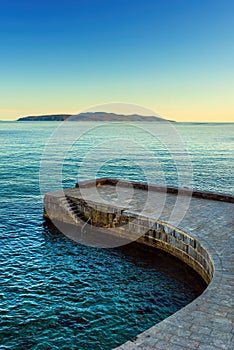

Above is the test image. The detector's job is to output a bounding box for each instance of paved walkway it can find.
[64,183,233,349]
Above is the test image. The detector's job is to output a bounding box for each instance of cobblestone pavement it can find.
[65,184,233,349]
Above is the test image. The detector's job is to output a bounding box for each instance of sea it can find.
[0,121,233,349]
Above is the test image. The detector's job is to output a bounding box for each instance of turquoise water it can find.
[0,121,233,349]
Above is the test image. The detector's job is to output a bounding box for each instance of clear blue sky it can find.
[0,0,233,121]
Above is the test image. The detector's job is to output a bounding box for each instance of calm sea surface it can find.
[0,121,233,349]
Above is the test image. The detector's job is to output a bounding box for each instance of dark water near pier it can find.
[0,121,232,349]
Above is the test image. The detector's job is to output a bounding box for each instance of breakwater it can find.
[44,178,234,349]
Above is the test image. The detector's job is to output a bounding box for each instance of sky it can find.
[0,0,233,122]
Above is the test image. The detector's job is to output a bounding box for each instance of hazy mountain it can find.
[17,112,174,122]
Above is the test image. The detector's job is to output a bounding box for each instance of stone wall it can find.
[128,217,213,284]
[44,190,214,284]
[69,196,127,227]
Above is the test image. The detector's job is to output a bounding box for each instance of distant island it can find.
[17,112,174,122]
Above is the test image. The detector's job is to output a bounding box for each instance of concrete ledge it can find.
[76,178,234,203]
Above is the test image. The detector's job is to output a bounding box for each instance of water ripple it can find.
[1,121,230,349]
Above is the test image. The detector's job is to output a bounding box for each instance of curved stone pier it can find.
[44,178,234,349]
